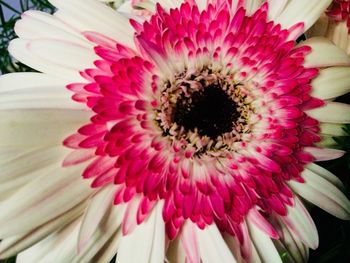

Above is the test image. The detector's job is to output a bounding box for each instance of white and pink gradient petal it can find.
[247,219,283,263]
[298,37,350,67]
[49,0,135,49]
[14,11,93,48]
[77,185,115,252]
[275,0,332,32]
[289,169,350,220]
[116,201,165,263]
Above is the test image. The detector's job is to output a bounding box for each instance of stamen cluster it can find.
[155,66,253,156]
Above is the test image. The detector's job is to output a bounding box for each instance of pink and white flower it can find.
[0,0,350,262]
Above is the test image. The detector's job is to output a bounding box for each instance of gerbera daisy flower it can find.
[0,0,350,262]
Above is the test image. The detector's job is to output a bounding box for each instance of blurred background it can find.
[0,0,349,262]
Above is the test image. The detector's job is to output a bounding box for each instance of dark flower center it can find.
[172,85,240,139]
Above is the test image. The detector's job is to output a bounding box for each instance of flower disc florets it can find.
[65,2,324,239]
[155,66,253,156]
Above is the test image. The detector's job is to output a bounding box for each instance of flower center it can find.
[154,67,255,156]
[172,85,240,139]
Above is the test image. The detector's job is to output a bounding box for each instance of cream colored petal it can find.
[17,217,82,263]
[306,14,330,38]
[274,218,309,263]
[0,164,94,238]
[326,21,350,55]
[0,201,85,259]
[306,102,350,124]
[247,220,282,263]
[72,204,125,263]
[299,37,350,68]
[15,11,92,48]
[26,39,98,71]
[116,202,164,263]
[306,163,344,190]
[275,0,332,32]
[244,0,264,15]
[78,185,115,252]
[166,237,186,263]
[9,39,86,82]
[196,223,236,263]
[49,0,135,49]
[289,169,350,220]
[320,123,348,136]
[267,0,289,20]
[0,109,89,147]
[0,72,67,92]
[311,67,350,100]
[280,198,318,249]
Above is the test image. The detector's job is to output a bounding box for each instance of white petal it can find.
[0,147,66,200]
[72,204,125,263]
[0,201,85,259]
[244,0,264,15]
[16,233,58,263]
[299,37,350,67]
[275,0,332,32]
[49,0,135,49]
[0,164,94,238]
[311,67,350,100]
[0,109,89,147]
[0,147,64,174]
[117,201,164,263]
[17,217,81,263]
[88,230,121,263]
[78,185,115,252]
[307,102,350,124]
[27,39,98,71]
[0,72,67,92]
[320,123,348,136]
[9,39,86,82]
[306,163,344,190]
[149,201,166,263]
[274,219,309,263]
[0,72,77,109]
[15,11,92,48]
[289,169,350,220]
[247,219,282,263]
[166,237,186,263]
[0,85,82,111]
[194,0,207,11]
[0,72,80,109]
[223,234,246,263]
[306,14,330,38]
[249,240,263,263]
[326,21,350,55]
[317,136,338,149]
[280,198,318,249]
[196,223,236,263]
[180,221,200,263]
[304,147,345,161]
[267,0,288,20]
